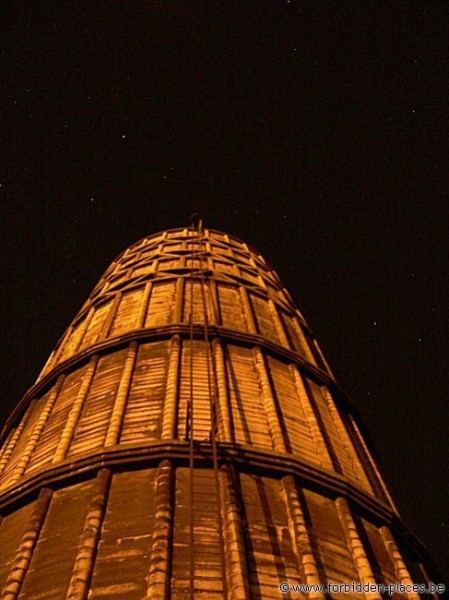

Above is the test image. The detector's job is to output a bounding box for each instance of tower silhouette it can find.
[0,225,442,599]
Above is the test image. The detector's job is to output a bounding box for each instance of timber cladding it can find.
[0,227,443,598]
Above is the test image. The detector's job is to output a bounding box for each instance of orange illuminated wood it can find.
[0,227,443,598]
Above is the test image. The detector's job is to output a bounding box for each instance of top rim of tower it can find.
[112,227,275,271]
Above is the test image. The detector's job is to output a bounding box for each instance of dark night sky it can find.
[1,1,448,581]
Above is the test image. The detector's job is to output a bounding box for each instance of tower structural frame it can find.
[0,226,443,599]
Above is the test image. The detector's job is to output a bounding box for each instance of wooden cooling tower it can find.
[0,226,443,599]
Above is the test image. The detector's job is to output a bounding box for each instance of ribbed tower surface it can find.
[0,227,442,599]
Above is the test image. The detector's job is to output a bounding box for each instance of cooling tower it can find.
[0,226,442,599]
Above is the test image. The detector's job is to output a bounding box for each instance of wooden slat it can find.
[173,278,184,324]
[0,399,46,490]
[303,489,360,596]
[213,259,238,276]
[250,294,280,344]
[66,470,112,600]
[267,357,321,465]
[253,348,286,453]
[282,475,325,599]
[59,307,94,362]
[307,379,360,480]
[0,501,36,591]
[225,344,272,450]
[178,340,211,442]
[67,352,126,458]
[239,287,257,334]
[133,263,156,278]
[145,281,176,328]
[53,357,99,463]
[136,281,153,328]
[290,368,334,471]
[171,468,223,599]
[105,345,138,447]
[89,469,157,600]
[323,389,374,494]
[267,299,289,347]
[121,341,170,444]
[361,519,398,586]
[0,416,29,478]
[347,415,399,511]
[17,483,93,600]
[183,281,213,325]
[99,293,122,340]
[335,497,380,597]
[279,311,316,364]
[218,465,251,599]
[26,366,88,476]
[2,488,53,600]
[212,339,233,442]
[79,302,113,351]
[161,336,181,440]
[9,376,65,486]
[146,461,174,598]
[217,283,248,332]
[158,258,181,270]
[0,428,14,463]
[239,473,302,599]
[37,347,58,380]
[380,527,420,600]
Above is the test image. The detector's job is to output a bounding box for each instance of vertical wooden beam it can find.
[52,356,99,463]
[380,527,420,600]
[9,376,66,485]
[349,416,399,513]
[209,279,220,327]
[218,465,251,599]
[99,293,122,340]
[212,339,233,443]
[146,460,174,599]
[66,469,112,600]
[253,348,286,453]
[100,281,110,295]
[323,389,373,493]
[72,307,96,355]
[104,343,138,447]
[0,418,29,477]
[173,278,184,324]
[290,367,334,470]
[240,287,257,335]
[291,318,316,365]
[50,325,74,369]
[312,339,335,379]
[0,430,12,463]
[161,336,181,440]
[335,497,381,599]
[267,298,290,346]
[282,475,325,599]
[137,281,153,329]
[40,346,60,378]
[2,488,53,600]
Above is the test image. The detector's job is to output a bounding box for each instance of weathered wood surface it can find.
[0,227,439,598]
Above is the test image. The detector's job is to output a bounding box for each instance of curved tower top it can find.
[0,225,443,598]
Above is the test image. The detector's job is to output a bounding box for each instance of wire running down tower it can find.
[0,226,443,599]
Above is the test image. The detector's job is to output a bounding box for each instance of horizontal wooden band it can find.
[0,439,434,571]
[1,324,361,447]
